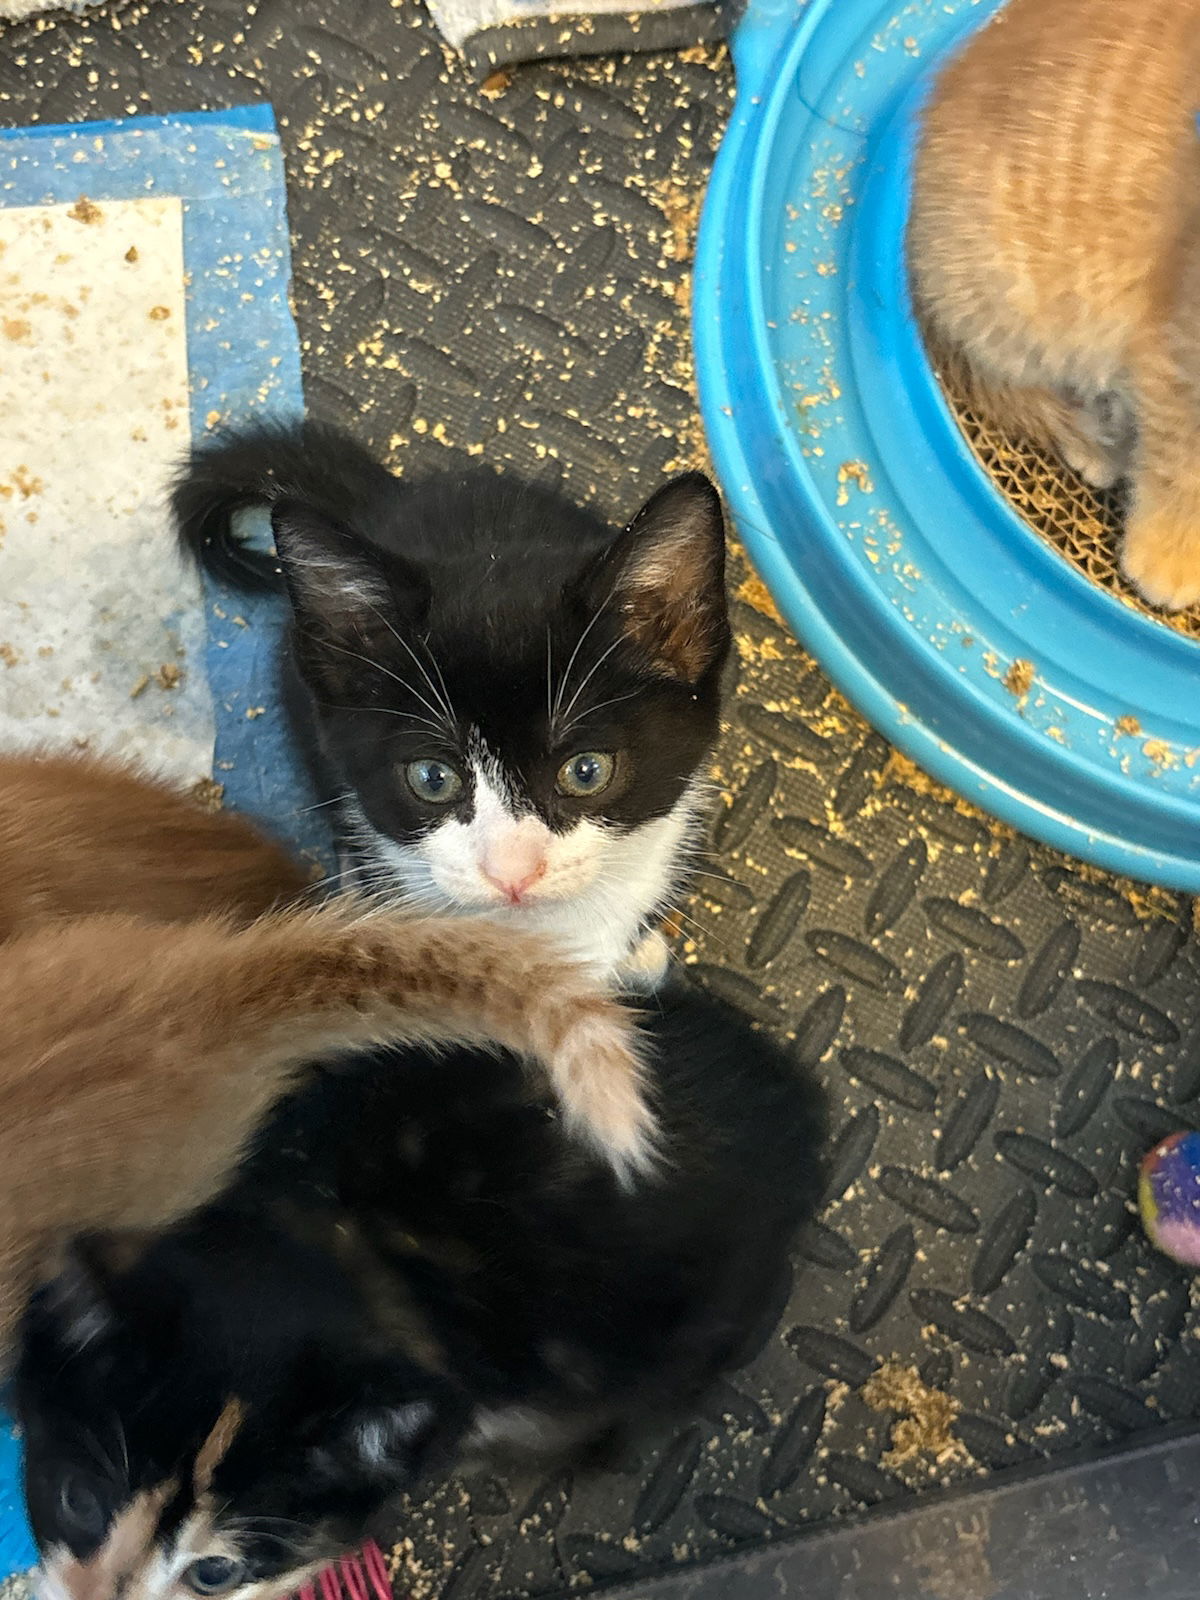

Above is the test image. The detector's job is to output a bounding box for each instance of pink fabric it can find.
[294,1541,396,1600]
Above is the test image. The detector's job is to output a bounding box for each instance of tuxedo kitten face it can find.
[19,1240,457,1600]
[275,469,729,976]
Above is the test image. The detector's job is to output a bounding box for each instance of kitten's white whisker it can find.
[684,866,749,888]
[306,633,450,732]
[361,598,456,729]
[297,792,354,814]
[666,903,718,943]
[556,687,639,739]
[321,701,447,736]
[381,714,450,739]
[556,634,626,731]
[552,576,622,727]
[301,869,362,896]
[421,631,458,730]
[545,624,554,730]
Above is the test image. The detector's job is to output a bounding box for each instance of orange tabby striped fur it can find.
[910,0,1200,609]
[0,753,307,940]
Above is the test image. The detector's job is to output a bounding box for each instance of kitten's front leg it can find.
[1121,319,1200,611]
[1121,484,1200,611]
[1054,390,1135,492]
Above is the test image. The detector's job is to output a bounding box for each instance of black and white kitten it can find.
[18,986,826,1600]
[173,422,730,987]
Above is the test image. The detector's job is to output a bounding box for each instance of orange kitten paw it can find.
[1059,438,1124,492]
[1121,521,1200,611]
[551,1002,660,1186]
[1055,392,1133,491]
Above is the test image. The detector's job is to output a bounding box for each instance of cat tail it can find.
[2,904,657,1217]
[172,418,392,593]
[245,900,660,1186]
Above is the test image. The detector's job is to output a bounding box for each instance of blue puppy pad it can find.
[1,103,330,866]
[0,103,326,1580]
[0,1418,35,1578]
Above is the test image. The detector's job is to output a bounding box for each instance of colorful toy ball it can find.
[1140,1132,1200,1267]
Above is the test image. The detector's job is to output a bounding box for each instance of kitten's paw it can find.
[1059,437,1125,492]
[550,1000,660,1187]
[616,929,671,994]
[1056,391,1134,490]
[1121,518,1200,611]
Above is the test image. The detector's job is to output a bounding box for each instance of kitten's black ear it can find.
[598,473,729,684]
[271,501,431,641]
[33,1234,135,1356]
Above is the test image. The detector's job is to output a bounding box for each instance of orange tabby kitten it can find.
[0,902,646,1356]
[910,0,1200,608]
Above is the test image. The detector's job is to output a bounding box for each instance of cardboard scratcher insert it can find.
[942,375,1200,643]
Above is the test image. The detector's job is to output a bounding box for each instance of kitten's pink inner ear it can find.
[616,476,727,682]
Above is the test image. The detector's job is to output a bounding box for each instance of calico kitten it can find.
[0,753,306,942]
[910,0,1200,608]
[173,422,730,986]
[17,984,826,1600]
[0,898,647,1355]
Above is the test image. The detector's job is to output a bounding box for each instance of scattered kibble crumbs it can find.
[67,196,102,225]
[1003,658,1034,697]
[191,777,225,811]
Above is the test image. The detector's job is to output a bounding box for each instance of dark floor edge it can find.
[576,1422,1200,1599]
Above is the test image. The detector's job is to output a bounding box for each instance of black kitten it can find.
[174,422,729,988]
[18,986,825,1600]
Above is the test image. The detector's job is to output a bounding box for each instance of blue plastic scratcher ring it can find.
[693,0,1200,889]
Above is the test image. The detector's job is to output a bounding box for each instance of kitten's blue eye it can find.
[405,759,463,805]
[184,1556,247,1596]
[556,751,615,798]
[57,1476,108,1541]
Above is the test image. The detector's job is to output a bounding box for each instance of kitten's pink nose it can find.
[481,832,548,905]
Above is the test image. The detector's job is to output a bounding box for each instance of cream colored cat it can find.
[910,0,1200,609]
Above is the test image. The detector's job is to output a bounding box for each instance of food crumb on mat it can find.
[861,1361,967,1469]
[67,196,103,225]
[190,777,225,811]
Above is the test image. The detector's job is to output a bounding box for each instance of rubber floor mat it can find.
[2,4,1199,1597]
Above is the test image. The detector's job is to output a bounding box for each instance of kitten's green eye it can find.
[556,751,615,798]
[183,1556,247,1596]
[405,759,464,805]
